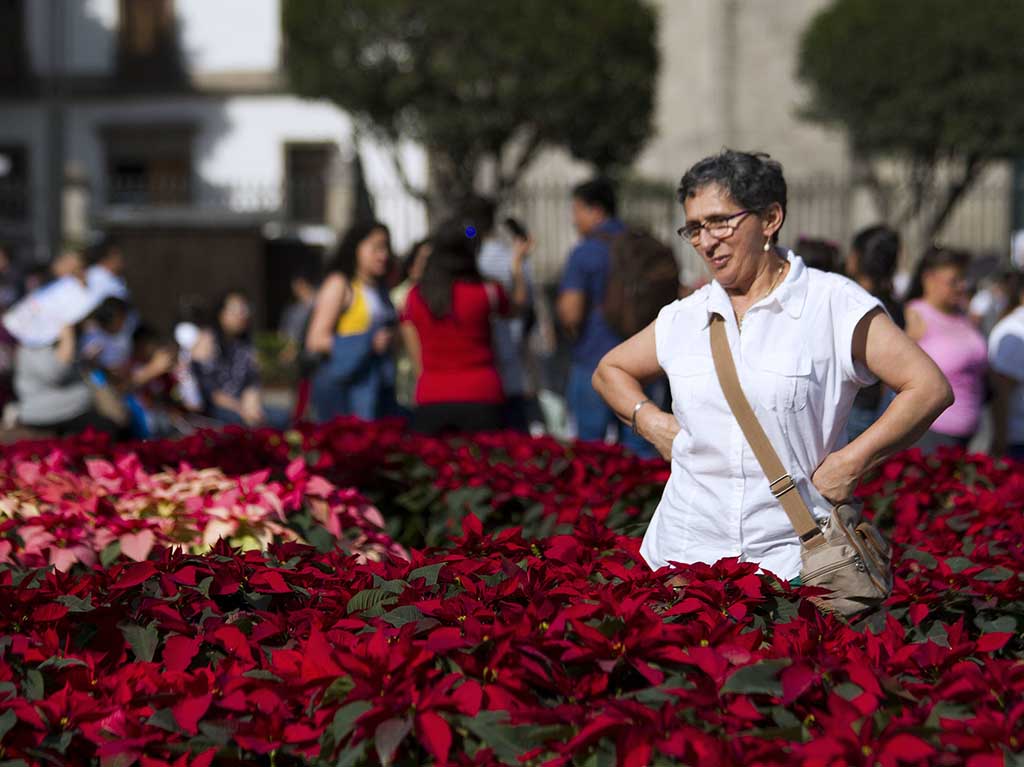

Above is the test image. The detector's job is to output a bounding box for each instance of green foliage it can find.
[798,0,1024,159]
[797,0,1024,235]
[282,0,659,199]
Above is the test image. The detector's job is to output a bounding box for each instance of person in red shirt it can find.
[400,220,531,435]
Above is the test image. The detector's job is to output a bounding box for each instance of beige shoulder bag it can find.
[709,314,892,618]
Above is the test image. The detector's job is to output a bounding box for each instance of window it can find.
[117,0,183,83]
[0,0,27,86]
[103,125,193,206]
[0,146,28,222]
[285,144,333,224]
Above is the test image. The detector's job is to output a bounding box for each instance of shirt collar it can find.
[702,250,809,327]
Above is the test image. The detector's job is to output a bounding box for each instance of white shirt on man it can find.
[988,306,1024,446]
[641,252,882,581]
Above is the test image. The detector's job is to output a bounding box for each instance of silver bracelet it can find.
[631,398,653,435]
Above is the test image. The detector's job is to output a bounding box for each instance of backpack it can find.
[600,228,680,339]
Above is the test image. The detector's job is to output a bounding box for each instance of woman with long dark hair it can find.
[400,219,530,435]
[306,221,397,422]
[904,245,987,451]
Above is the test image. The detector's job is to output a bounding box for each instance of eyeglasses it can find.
[677,209,757,243]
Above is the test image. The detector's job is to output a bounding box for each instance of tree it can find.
[282,0,659,212]
[797,0,1024,239]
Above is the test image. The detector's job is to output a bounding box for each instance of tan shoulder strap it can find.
[708,314,825,548]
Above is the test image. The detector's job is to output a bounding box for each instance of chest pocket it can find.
[666,352,717,417]
[753,347,811,412]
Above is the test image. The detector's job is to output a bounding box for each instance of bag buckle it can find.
[769,473,796,499]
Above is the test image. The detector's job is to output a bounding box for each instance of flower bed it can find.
[0,422,1021,766]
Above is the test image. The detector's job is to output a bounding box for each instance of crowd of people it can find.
[1,169,1022,460]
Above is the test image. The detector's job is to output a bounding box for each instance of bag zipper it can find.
[802,554,863,582]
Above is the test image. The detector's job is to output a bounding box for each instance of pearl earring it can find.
[763,239,771,252]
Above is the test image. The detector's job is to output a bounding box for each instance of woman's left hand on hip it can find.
[811,451,858,504]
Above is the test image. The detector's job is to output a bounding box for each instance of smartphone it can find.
[504,217,529,240]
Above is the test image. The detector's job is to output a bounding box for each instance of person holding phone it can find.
[468,197,537,431]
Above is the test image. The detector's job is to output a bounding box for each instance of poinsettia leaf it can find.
[330,700,372,746]
[461,711,534,763]
[976,632,1013,653]
[121,622,160,662]
[407,563,446,586]
[38,657,87,671]
[242,669,283,682]
[346,588,398,615]
[0,709,17,742]
[146,709,181,733]
[976,615,1017,634]
[321,675,355,706]
[336,740,368,767]
[975,566,1013,582]
[55,595,94,612]
[100,541,122,568]
[721,659,791,696]
[381,605,424,628]
[24,669,43,701]
[374,717,412,767]
[371,576,408,594]
[945,556,975,573]
[901,548,938,569]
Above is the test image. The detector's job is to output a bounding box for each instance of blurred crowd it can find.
[1,177,1022,459]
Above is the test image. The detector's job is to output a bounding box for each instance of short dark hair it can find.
[328,220,391,279]
[572,177,617,217]
[86,234,122,267]
[906,245,971,302]
[91,296,129,332]
[459,196,498,236]
[852,224,901,290]
[677,150,787,242]
[795,236,840,273]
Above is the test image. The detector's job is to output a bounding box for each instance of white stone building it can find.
[0,0,427,328]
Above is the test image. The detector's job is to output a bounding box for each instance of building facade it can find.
[0,0,426,328]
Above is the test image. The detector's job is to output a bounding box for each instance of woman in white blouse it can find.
[593,150,952,582]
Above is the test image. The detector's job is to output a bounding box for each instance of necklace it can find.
[736,260,786,331]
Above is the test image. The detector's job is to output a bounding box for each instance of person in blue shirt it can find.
[557,178,656,456]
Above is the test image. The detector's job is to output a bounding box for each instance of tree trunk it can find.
[923,155,984,242]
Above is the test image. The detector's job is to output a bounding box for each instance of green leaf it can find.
[944,556,974,573]
[901,548,938,569]
[462,711,535,763]
[975,567,1013,582]
[721,659,792,696]
[146,709,180,733]
[346,588,399,615]
[371,576,408,594]
[834,682,864,701]
[23,669,43,701]
[374,717,412,767]
[121,622,159,662]
[322,676,356,706]
[196,576,213,598]
[335,740,368,767]
[976,615,1017,634]
[242,669,283,682]
[100,541,121,568]
[380,605,424,628]
[55,595,95,612]
[330,700,373,745]
[407,563,446,586]
[925,622,950,648]
[37,657,87,671]
[0,709,17,742]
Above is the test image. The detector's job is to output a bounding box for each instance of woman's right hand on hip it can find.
[637,407,680,461]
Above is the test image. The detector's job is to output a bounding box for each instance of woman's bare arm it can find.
[305,274,351,355]
[813,308,953,500]
[592,321,679,459]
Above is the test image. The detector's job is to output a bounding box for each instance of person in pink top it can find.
[905,246,988,451]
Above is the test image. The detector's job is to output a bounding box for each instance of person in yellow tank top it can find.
[305,222,397,421]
